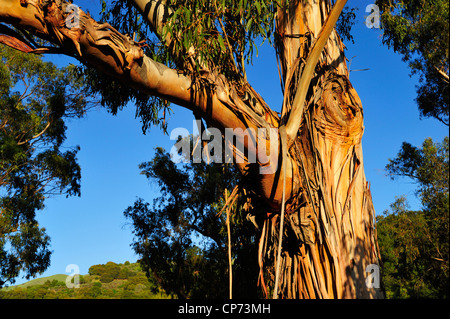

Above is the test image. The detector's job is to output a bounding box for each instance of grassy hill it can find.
[2,274,68,291]
[0,261,172,299]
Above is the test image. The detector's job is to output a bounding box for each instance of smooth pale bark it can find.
[0,0,383,298]
[129,0,170,36]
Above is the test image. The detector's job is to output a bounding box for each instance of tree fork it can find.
[0,0,291,203]
[0,0,384,298]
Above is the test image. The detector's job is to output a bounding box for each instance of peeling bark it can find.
[0,0,383,298]
[265,0,383,298]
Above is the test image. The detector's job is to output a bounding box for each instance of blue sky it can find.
[11,1,449,284]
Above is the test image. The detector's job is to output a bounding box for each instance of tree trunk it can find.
[262,0,383,298]
[0,0,383,298]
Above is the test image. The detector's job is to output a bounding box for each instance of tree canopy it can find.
[377,0,449,125]
[373,0,449,299]
[377,137,449,298]
[0,45,94,287]
[124,143,265,298]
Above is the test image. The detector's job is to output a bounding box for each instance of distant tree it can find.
[88,262,121,283]
[100,262,121,283]
[0,45,95,287]
[118,267,131,279]
[124,145,263,298]
[373,0,449,298]
[377,137,449,298]
[88,264,104,277]
[376,0,449,125]
[90,281,103,298]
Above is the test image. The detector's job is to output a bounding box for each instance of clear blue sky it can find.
[12,1,448,284]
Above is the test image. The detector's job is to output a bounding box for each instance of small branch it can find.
[284,0,348,143]
[435,66,449,83]
[273,125,287,299]
[217,16,240,77]
[17,120,51,146]
[225,190,233,300]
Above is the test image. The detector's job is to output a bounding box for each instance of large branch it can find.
[0,0,294,207]
[128,0,171,41]
[0,0,248,132]
[129,0,280,129]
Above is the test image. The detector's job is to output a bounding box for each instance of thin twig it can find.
[273,125,288,299]
[216,185,239,217]
[225,190,233,299]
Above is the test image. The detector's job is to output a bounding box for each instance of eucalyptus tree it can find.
[377,0,449,125]
[0,44,90,287]
[0,0,383,298]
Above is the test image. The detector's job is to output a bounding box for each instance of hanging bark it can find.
[264,0,383,298]
[0,0,383,298]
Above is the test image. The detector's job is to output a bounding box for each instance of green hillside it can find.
[0,261,172,299]
[2,274,68,291]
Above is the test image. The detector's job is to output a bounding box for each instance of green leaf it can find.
[217,34,226,51]
[101,0,106,14]
[184,7,191,25]
[183,34,189,51]
[258,24,267,38]
[255,2,261,15]
[246,18,253,32]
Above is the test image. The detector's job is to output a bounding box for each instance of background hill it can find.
[0,261,171,299]
[1,274,68,291]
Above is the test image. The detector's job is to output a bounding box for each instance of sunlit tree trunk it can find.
[0,0,383,298]
[265,0,383,298]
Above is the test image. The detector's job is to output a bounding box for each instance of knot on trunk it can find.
[312,72,364,145]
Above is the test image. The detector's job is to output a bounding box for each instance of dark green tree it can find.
[377,137,449,298]
[376,0,449,125]
[124,144,264,299]
[0,45,94,287]
[88,261,123,283]
[373,0,449,298]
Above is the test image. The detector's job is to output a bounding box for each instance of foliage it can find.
[0,45,95,287]
[386,137,449,211]
[76,64,171,135]
[101,0,277,80]
[124,143,264,298]
[376,0,449,125]
[161,0,277,79]
[71,1,174,135]
[0,261,170,299]
[378,137,449,298]
[82,0,279,134]
[374,0,449,298]
[336,6,358,44]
